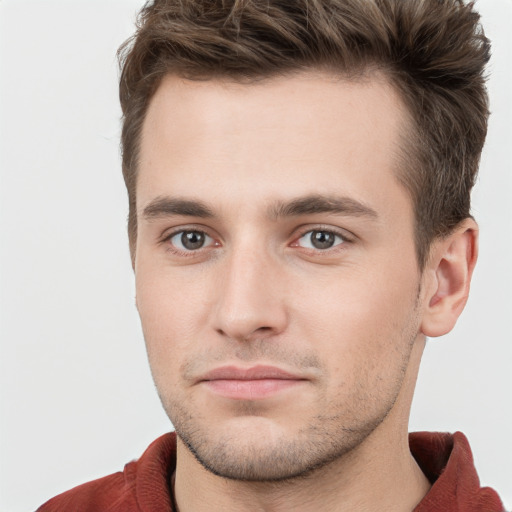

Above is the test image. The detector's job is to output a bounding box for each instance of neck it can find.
[173,339,430,512]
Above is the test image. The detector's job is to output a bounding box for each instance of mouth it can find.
[198,365,308,400]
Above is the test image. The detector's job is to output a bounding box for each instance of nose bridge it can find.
[213,236,287,340]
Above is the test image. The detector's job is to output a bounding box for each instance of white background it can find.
[0,1,510,510]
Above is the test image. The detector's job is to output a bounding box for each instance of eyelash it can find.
[160,225,354,257]
[292,226,353,252]
[160,226,218,257]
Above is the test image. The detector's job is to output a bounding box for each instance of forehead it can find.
[137,71,411,223]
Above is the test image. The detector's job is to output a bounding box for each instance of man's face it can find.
[135,72,426,480]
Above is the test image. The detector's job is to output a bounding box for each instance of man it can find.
[36,0,505,510]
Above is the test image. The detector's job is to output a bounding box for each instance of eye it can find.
[295,230,345,250]
[168,230,215,251]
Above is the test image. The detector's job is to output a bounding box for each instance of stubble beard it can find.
[161,353,413,483]
[171,403,390,482]
[155,299,422,483]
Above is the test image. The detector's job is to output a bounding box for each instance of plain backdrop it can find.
[0,1,510,510]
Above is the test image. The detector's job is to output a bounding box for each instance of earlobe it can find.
[421,219,479,338]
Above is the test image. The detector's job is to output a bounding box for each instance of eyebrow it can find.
[269,195,378,220]
[141,194,378,221]
[142,197,215,220]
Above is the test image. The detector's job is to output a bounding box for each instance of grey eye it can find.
[170,230,213,251]
[297,230,344,250]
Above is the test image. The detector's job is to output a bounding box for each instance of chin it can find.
[173,411,382,482]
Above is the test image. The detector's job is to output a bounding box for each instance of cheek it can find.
[135,264,211,373]
[294,261,420,373]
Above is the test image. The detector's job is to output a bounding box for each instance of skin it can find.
[134,71,478,511]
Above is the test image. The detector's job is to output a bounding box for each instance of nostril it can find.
[215,325,274,341]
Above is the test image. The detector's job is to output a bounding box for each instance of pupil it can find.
[311,231,335,249]
[181,231,204,250]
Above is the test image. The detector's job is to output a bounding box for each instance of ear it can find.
[421,219,479,338]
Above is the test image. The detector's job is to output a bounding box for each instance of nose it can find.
[212,243,288,342]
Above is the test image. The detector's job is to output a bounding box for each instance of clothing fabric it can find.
[36,431,505,511]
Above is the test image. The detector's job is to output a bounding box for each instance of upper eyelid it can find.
[160,224,216,243]
[292,224,355,242]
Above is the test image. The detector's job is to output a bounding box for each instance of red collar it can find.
[132,431,504,511]
[410,431,504,511]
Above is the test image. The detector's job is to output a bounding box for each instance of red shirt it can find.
[37,431,505,511]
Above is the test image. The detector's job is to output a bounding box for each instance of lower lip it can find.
[203,379,304,400]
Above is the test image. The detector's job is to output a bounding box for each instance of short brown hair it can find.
[118,0,490,268]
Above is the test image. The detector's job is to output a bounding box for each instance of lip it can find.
[199,365,303,381]
[198,365,307,400]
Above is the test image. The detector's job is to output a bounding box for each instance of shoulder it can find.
[35,467,135,512]
[36,433,177,512]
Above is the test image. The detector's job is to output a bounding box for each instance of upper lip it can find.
[199,365,305,382]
